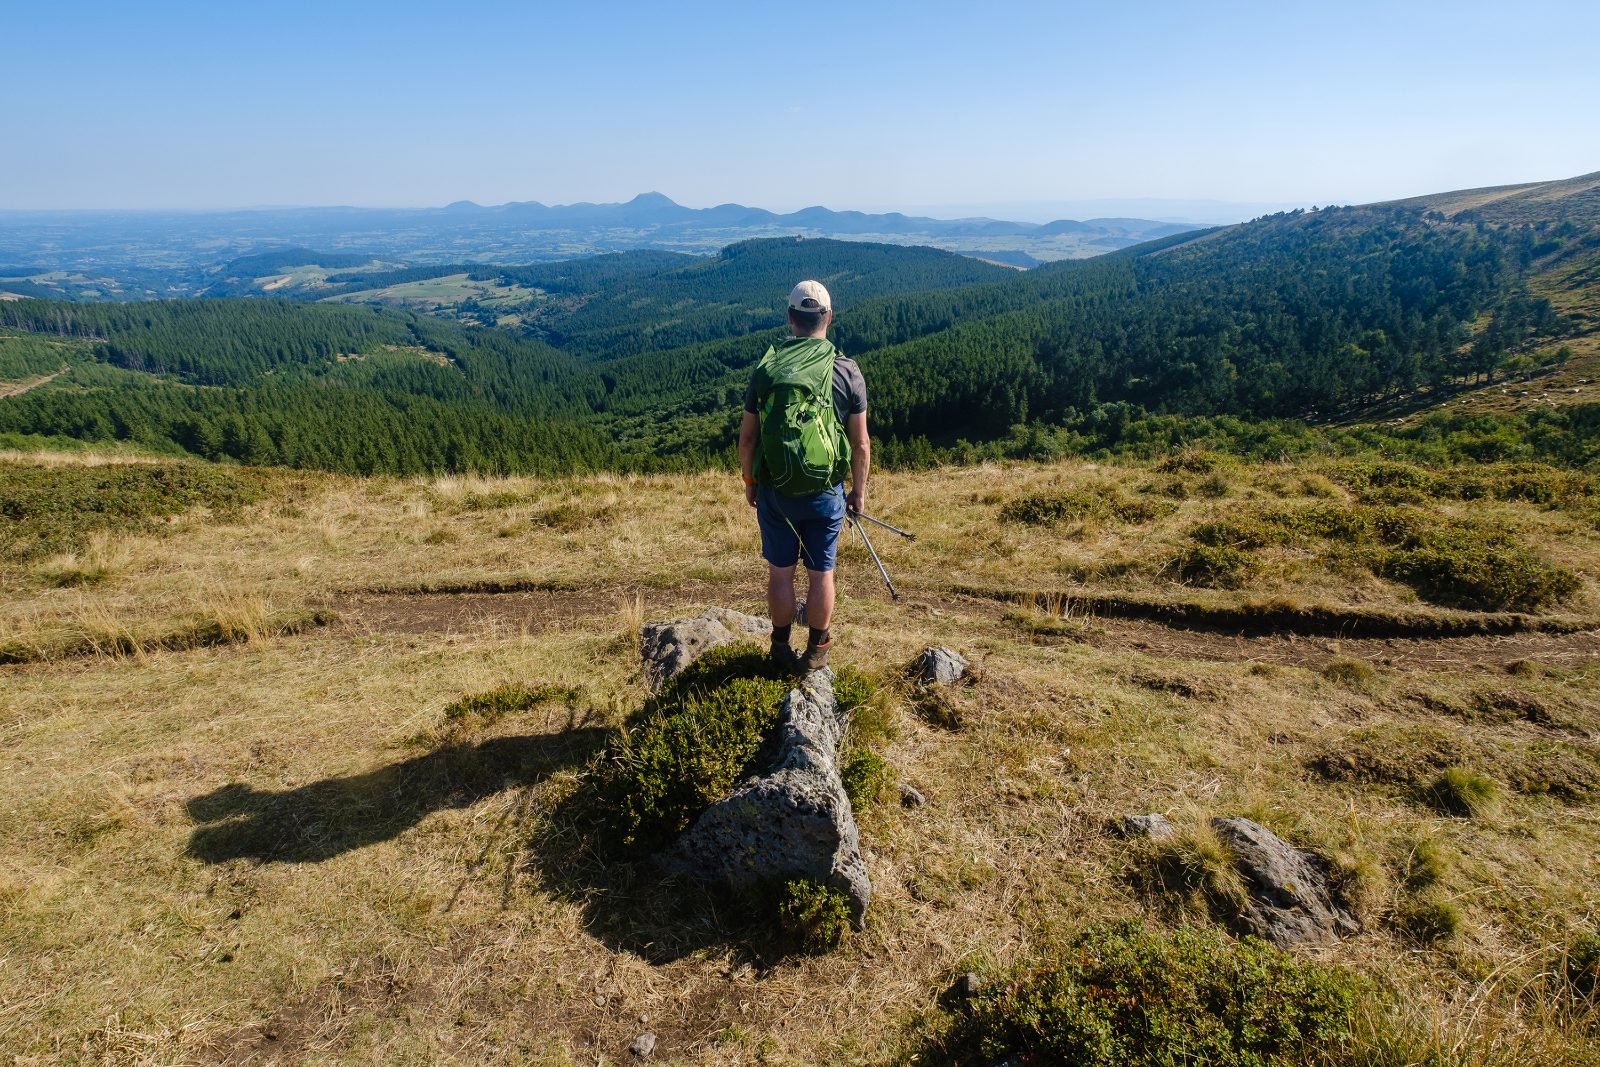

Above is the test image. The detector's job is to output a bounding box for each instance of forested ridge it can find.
[1,187,1594,476]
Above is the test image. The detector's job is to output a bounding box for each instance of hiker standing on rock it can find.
[739,280,870,673]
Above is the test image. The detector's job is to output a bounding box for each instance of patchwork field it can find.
[3,450,1599,1064]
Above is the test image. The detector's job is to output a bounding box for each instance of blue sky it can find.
[4,0,1597,213]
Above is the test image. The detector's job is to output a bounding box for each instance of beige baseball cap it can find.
[788,279,831,312]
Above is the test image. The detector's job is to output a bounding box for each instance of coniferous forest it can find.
[1,188,1596,476]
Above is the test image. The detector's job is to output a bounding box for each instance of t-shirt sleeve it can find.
[842,359,868,415]
[743,373,759,414]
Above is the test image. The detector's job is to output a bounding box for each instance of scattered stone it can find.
[899,783,926,808]
[659,668,872,925]
[1210,817,1358,947]
[639,607,772,689]
[1114,813,1175,839]
[912,646,968,687]
[629,1031,657,1057]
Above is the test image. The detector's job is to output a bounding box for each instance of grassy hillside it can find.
[1388,170,1600,226]
[3,448,1598,1063]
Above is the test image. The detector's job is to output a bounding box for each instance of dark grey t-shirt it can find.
[743,348,868,425]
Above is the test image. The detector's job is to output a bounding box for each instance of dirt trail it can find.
[1068,614,1599,673]
[0,365,67,399]
[325,584,1600,676]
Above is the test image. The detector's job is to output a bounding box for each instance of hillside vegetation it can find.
[2,175,1597,477]
[2,446,1598,1063]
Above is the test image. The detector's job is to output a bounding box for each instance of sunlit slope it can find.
[2,449,1599,1063]
[1386,170,1600,225]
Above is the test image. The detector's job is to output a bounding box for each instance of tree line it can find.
[0,204,1587,475]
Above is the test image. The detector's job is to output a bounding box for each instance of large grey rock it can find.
[659,668,872,925]
[1211,817,1358,947]
[638,608,771,689]
[913,646,968,687]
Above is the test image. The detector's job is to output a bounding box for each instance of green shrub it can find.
[1421,767,1500,818]
[1188,518,1288,550]
[1336,461,1447,504]
[1565,931,1600,998]
[1000,487,1169,526]
[1265,503,1426,546]
[0,462,271,560]
[777,879,852,953]
[1157,449,1229,474]
[840,749,890,810]
[443,683,581,727]
[1000,491,1088,525]
[1174,544,1256,588]
[1380,533,1580,611]
[952,921,1364,1066]
[1393,895,1462,946]
[1336,460,1595,509]
[1183,500,1580,611]
[590,644,790,853]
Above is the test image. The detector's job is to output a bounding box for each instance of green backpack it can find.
[752,336,852,496]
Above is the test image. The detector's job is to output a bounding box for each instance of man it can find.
[738,279,870,673]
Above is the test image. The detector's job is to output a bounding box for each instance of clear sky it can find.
[4,0,1597,213]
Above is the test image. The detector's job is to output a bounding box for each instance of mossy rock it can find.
[590,644,791,853]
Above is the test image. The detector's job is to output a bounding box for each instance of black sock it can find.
[808,626,831,648]
[773,624,792,644]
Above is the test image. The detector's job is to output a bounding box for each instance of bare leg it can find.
[767,564,797,628]
[804,569,835,631]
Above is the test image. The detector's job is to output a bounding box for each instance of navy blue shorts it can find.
[757,484,846,572]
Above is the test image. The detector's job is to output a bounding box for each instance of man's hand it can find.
[746,482,758,507]
[846,486,865,515]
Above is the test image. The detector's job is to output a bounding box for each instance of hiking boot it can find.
[799,637,831,673]
[769,638,799,671]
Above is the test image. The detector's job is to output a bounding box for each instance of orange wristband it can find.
[742,475,755,486]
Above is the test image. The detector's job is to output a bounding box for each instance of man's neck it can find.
[790,331,828,340]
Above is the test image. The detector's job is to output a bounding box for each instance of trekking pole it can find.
[851,511,916,541]
[850,514,900,601]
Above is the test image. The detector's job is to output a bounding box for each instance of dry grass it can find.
[2,453,1599,1063]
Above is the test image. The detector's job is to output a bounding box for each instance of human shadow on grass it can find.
[523,784,802,968]
[186,727,609,864]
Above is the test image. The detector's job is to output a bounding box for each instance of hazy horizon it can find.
[0,191,1323,228]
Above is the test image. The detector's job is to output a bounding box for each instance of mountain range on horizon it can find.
[0,190,1208,287]
[423,191,1202,242]
[0,190,1199,243]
